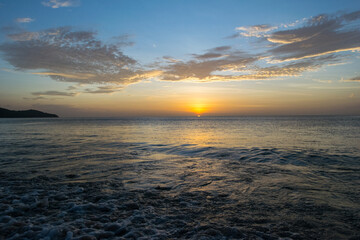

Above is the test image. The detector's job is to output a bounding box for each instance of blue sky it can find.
[0,0,360,116]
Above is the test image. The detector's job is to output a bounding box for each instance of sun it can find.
[189,103,208,117]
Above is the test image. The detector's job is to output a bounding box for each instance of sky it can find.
[0,0,360,117]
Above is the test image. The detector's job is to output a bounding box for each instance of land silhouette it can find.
[0,107,58,118]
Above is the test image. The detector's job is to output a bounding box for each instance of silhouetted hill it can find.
[0,107,59,118]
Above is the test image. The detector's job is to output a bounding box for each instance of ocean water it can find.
[0,116,359,239]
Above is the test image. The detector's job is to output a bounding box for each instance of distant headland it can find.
[0,107,58,118]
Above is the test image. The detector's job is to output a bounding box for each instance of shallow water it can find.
[0,116,359,239]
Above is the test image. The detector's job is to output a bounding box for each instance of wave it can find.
[132,142,360,167]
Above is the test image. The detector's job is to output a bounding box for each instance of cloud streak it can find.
[32,91,78,97]
[236,24,278,38]
[84,85,124,94]
[347,76,360,82]
[42,0,79,8]
[15,18,34,23]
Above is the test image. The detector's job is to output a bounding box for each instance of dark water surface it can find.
[0,116,359,239]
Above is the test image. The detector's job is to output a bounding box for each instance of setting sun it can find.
[189,103,208,116]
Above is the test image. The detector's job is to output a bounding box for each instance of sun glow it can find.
[189,102,208,116]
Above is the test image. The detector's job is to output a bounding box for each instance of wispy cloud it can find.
[32,72,96,80]
[7,31,40,41]
[84,85,124,94]
[30,86,123,97]
[192,46,232,60]
[163,56,180,63]
[236,24,278,38]
[23,96,46,101]
[111,34,135,47]
[313,79,333,84]
[347,76,360,82]
[32,91,78,97]
[15,18,34,23]
[267,11,360,62]
[1,68,15,73]
[42,0,80,8]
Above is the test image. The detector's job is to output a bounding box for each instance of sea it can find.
[0,116,359,239]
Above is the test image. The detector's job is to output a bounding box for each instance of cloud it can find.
[236,24,278,38]
[159,41,340,82]
[32,72,96,80]
[231,11,360,63]
[267,11,360,62]
[42,0,79,8]
[193,53,225,59]
[32,91,78,97]
[280,18,307,28]
[83,85,124,94]
[160,55,319,82]
[23,96,46,101]
[226,57,329,80]
[0,27,158,86]
[32,86,125,97]
[163,56,180,63]
[313,79,333,84]
[7,31,40,41]
[111,34,135,47]
[1,10,359,89]
[1,68,15,73]
[192,46,232,60]
[347,76,360,82]
[15,18,34,23]
[161,49,258,81]
[211,46,232,52]
[193,46,231,60]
